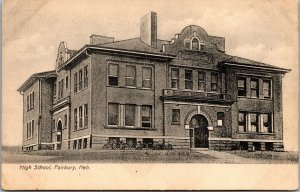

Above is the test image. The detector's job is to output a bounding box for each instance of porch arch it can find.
[184,108,213,127]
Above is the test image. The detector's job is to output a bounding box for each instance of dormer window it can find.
[191,38,199,51]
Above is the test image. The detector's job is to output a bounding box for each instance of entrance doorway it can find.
[189,114,209,148]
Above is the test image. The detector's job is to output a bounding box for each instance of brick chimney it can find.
[140,12,157,48]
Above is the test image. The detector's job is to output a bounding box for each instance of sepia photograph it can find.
[2,0,298,190]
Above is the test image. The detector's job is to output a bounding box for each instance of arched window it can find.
[191,38,199,51]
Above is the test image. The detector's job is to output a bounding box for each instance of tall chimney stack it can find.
[140,12,157,48]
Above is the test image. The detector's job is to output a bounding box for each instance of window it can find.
[108,64,118,86]
[84,104,88,127]
[29,93,32,110]
[237,77,246,97]
[31,120,34,137]
[198,71,205,91]
[65,76,69,89]
[172,109,180,124]
[217,112,224,126]
[83,138,88,149]
[79,69,83,91]
[52,120,56,131]
[191,38,199,50]
[27,92,35,110]
[262,114,272,133]
[185,70,193,90]
[27,122,31,139]
[211,73,218,92]
[78,139,82,149]
[125,65,136,87]
[79,106,83,128]
[250,79,258,98]
[171,68,179,89]
[141,106,152,128]
[61,80,64,98]
[74,73,78,93]
[74,108,78,130]
[64,114,68,127]
[32,92,34,108]
[27,120,34,139]
[58,81,61,98]
[238,112,246,132]
[27,122,29,139]
[58,79,64,99]
[73,140,77,149]
[142,67,152,88]
[29,121,32,138]
[108,103,118,126]
[263,80,271,98]
[54,82,57,96]
[250,113,258,132]
[84,66,88,88]
[27,95,29,111]
[125,105,135,126]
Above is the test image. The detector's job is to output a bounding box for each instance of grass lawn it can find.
[3,149,220,163]
[2,146,298,164]
[227,150,298,163]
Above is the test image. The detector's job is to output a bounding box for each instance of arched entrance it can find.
[57,120,62,149]
[189,114,209,148]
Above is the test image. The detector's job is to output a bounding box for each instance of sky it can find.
[2,0,298,151]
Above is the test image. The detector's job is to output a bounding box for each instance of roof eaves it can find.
[63,44,176,68]
[17,70,57,92]
[221,61,291,73]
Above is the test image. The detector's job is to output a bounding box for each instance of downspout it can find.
[162,60,167,141]
[38,79,42,149]
[68,70,71,149]
[85,50,92,148]
[21,91,24,151]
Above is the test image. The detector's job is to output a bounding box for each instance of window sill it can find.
[74,127,88,132]
[237,96,273,101]
[236,132,275,135]
[124,86,137,89]
[182,89,193,91]
[105,126,156,131]
[106,85,154,91]
[74,87,88,95]
[141,87,152,90]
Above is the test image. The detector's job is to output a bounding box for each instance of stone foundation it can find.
[39,144,54,150]
[209,140,284,151]
[91,136,190,150]
[164,138,190,149]
[22,144,39,151]
[273,142,284,152]
[209,140,238,150]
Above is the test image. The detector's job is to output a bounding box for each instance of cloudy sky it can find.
[3,0,298,150]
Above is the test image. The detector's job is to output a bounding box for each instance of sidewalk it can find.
[194,150,260,163]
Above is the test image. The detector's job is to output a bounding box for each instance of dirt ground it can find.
[2,146,298,164]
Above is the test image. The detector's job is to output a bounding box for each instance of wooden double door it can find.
[189,115,209,148]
